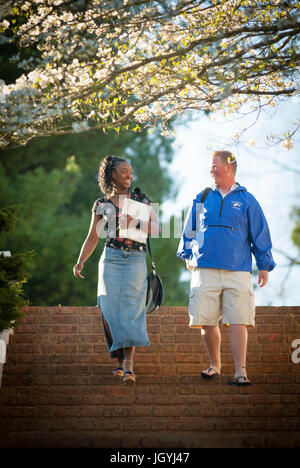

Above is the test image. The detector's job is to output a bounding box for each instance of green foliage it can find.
[0,126,188,307]
[0,157,86,306]
[0,7,188,309]
[0,205,19,233]
[292,224,300,248]
[0,206,34,332]
[291,207,300,251]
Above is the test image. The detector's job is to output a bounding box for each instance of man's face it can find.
[210,155,229,186]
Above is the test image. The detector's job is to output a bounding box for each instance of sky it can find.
[161,99,300,306]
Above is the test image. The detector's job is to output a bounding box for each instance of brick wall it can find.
[0,306,300,448]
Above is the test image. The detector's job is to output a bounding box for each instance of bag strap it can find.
[133,187,156,274]
[200,187,212,204]
[147,238,156,273]
[192,187,212,231]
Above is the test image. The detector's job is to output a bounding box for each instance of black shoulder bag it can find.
[132,186,164,314]
[146,238,164,314]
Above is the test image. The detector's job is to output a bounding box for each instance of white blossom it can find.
[72,121,90,133]
[247,138,256,147]
[0,0,299,147]
[0,19,9,29]
[281,138,294,151]
[0,80,9,103]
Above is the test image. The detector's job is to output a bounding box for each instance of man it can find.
[177,151,275,385]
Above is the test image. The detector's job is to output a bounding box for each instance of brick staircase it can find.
[0,306,300,448]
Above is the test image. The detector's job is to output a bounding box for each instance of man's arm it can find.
[247,195,276,279]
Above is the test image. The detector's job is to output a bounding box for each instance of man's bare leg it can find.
[201,325,221,376]
[229,324,250,382]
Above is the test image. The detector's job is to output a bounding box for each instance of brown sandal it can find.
[201,367,220,379]
[123,370,136,384]
[112,367,124,379]
[228,375,252,386]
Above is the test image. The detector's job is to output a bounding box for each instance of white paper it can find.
[119,227,148,243]
[120,198,151,243]
[122,198,151,222]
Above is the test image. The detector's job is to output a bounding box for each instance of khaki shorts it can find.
[189,268,255,327]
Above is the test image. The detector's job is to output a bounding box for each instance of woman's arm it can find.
[73,212,102,278]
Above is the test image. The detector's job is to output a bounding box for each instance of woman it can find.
[73,155,160,384]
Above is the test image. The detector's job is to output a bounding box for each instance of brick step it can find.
[1,380,300,416]
[4,342,295,358]
[2,305,299,381]
[8,307,300,339]
[1,375,300,396]
[5,305,299,348]
[1,306,300,448]
[3,367,300,387]
[2,411,299,433]
[6,339,294,356]
[11,310,300,326]
[2,361,298,386]
[1,430,300,448]
[1,382,300,448]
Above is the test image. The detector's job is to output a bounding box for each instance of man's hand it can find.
[185,259,194,272]
[258,270,268,287]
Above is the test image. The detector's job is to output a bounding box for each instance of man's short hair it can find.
[212,151,237,175]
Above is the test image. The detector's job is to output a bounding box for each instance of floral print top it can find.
[92,191,151,252]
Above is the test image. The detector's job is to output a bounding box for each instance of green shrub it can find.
[0,206,34,333]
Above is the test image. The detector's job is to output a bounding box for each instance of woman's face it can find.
[112,161,134,191]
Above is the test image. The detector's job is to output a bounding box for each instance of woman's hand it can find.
[73,262,84,278]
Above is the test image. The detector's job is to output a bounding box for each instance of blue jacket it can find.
[177,184,276,272]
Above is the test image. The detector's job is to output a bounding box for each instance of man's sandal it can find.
[123,370,136,384]
[228,375,252,386]
[200,367,220,379]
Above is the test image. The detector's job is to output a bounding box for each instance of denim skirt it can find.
[97,246,149,357]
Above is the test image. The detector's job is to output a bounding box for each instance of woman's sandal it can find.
[228,375,252,386]
[123,370,136,385]
[112,367,124,378]
[200,367,220,379]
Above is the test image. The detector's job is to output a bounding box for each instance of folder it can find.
[119,198,151,243]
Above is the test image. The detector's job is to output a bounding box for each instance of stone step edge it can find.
[1,371,300,386]
[0,430,299,448]
[0,328,14,388]
[18,306,300,315]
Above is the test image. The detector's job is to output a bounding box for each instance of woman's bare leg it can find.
[124,346,135,373]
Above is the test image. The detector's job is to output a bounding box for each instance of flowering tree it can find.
[0,0,299,148]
